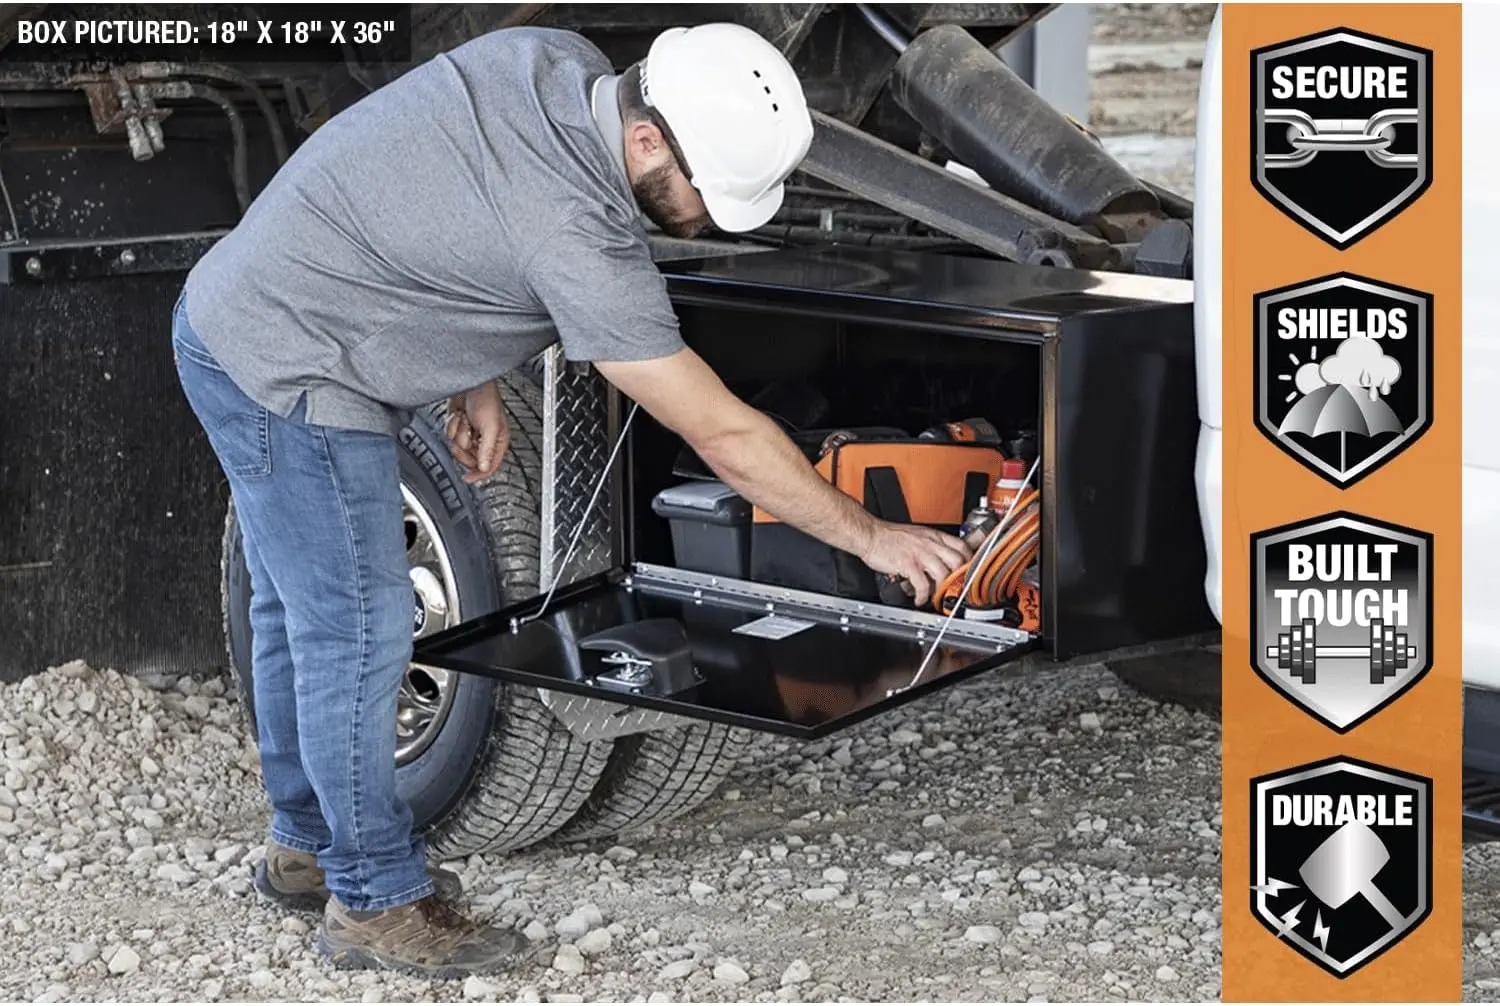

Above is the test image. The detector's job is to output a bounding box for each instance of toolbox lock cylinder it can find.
[890,25,1159,225]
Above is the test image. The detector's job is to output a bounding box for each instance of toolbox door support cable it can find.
[527,400,641,625]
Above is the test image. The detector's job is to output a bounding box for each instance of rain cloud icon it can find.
[1280,336,1404,471]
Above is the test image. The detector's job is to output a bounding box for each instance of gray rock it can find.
[66,942,98,967]
[822,866,848,884]
[106,946,140,975]
[713,961,750,986]
[781,959,813,986]
[689,880,717,899]
[155,862,193,884]
[965,926,1003,945]
[463,976,504,999]
[1019,912,1050,929]
[660,959,696,981]
[555,913,590,941]
[576,928,613,957]
[1156,966,1180,982]
[801,886,840,903]
[551,945,587,975]
[523,920,550,942]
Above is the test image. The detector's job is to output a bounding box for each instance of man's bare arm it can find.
[597,350,878,553]
[594,349,970,603]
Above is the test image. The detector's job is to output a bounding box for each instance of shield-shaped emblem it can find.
[1252,28,1432,248]
[1250,511,1432,733]
[1251,756,1432,978]
[1254,273,1432,488]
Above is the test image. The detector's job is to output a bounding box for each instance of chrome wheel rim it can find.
[396,484,462,766]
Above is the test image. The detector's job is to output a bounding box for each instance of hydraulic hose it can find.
[137,61,289,165]
[853,4,910,54]
[140,80,250,214]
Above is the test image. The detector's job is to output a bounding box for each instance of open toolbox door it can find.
[413,563,1039,740]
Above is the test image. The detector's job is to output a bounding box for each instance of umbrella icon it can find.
[1278,338,1404,472]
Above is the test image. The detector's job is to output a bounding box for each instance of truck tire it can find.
[1106,645,1221,718]
[221,373,613,856]
[555,722,755,843]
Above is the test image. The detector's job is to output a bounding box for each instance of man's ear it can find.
[625,119,664,164]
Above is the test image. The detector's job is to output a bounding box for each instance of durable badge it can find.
[1251,512,1432,732]
[1254,273,1432,488]
[1252,28,1432,248]
[1251,756,1432,977]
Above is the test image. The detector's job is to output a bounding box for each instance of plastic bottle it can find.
[989,458,1029,517]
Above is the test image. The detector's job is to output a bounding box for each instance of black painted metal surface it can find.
[661,244,1191,328]
[0,270,228,682]
[414,572,1034,739]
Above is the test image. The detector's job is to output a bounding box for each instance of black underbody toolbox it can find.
[414,246,1214,737]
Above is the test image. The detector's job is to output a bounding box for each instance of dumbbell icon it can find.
[1265,619,1416,685]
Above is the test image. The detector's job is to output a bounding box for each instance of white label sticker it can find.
[733,614,816,640]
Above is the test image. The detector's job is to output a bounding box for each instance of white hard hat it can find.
[640,23,815,233]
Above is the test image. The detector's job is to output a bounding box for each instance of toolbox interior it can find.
[629,305,1043,629]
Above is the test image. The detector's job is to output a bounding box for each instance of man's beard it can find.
[633,164,710,239]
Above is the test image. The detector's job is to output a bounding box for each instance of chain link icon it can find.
[1263,108,1420,169]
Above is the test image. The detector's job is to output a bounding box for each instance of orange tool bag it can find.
[749,439,1009,600]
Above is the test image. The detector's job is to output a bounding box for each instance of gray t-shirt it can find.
[184,27,684,435]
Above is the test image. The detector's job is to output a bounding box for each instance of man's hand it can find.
[858,522,971,607]
[446,381,509,484]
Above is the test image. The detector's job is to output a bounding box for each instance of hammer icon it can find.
[1298,820,1406,930]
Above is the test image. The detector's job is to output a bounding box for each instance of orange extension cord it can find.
[933,486,1041,615]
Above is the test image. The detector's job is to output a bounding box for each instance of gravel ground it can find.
[0,659,1220,1003]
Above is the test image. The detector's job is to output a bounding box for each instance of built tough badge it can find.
[1255,273,1432,488]
[1252,757,1432,977]
[1252,27,1432,248]
[1251,512,1432,732]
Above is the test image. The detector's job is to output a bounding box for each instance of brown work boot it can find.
[254,844,463,914]
[318,894,531,978]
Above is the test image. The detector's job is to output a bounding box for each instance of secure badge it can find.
[1252,756,1432,977]
[1252,27,1432,248]
[1251,511,1432,732]
[1255,273,1432,488]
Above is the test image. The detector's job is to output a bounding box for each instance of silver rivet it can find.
[118,249,136,267]
[24,257,41,277]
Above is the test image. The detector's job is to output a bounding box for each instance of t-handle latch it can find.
[578,618,702,696]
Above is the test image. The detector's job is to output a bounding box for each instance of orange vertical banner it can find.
[1221,4,1462,1003]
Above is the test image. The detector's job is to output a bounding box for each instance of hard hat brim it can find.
[699,182,784,233]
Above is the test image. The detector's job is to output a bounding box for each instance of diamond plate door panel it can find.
[540,346,617,590]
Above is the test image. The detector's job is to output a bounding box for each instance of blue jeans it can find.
[171,293,435,913]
